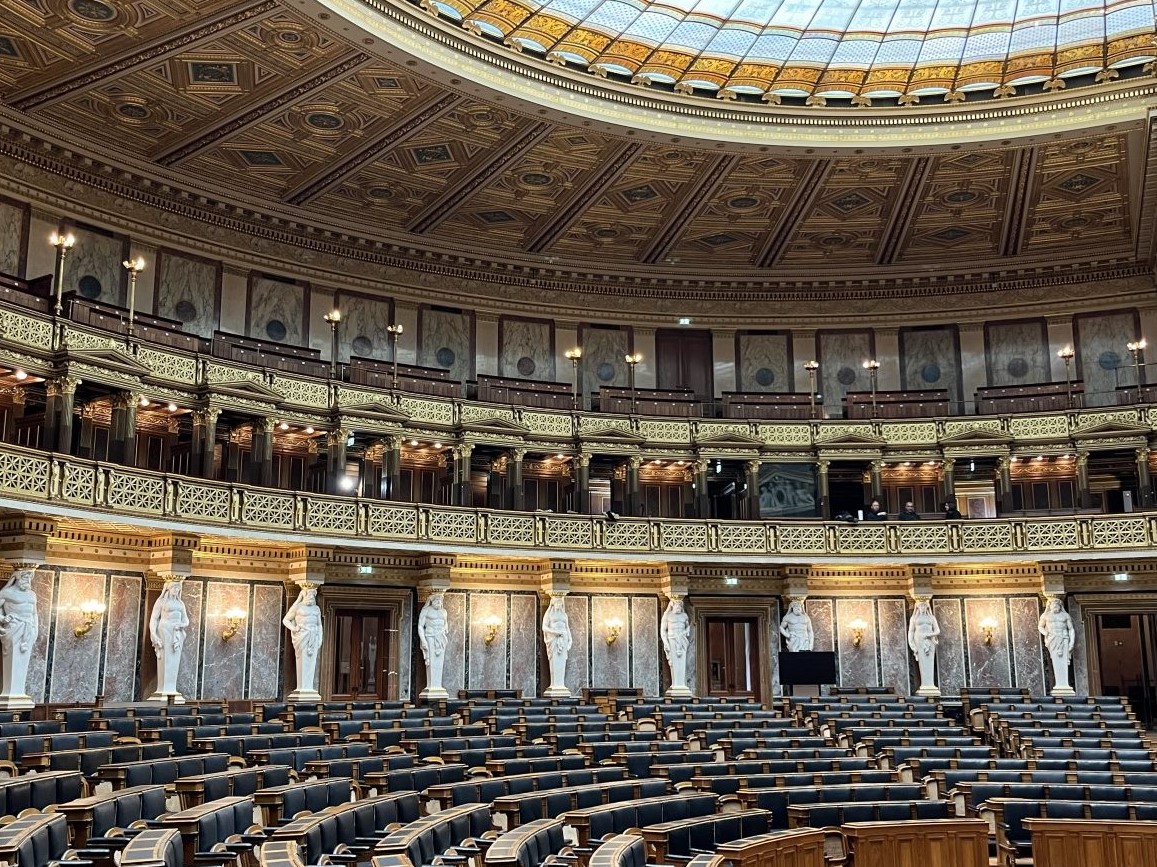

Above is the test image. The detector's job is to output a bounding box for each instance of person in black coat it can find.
[942,500,963,520]
[863,498,886,520]
[899,501,920,520]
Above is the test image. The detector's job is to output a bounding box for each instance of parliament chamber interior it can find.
[0,0,1156,864]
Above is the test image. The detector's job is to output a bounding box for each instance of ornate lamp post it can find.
[1057,345,1075,408]
[51,232,75,317]
[624,352,643,414]
[122,256,145,343]
[862,359,881,417]
[804,360,820,418]
[565,347,583,408]
[1127,338,1147,403]
[386,323,404,390]
[323,309,341,379]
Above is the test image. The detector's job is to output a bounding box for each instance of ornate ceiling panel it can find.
[0,0,1152,294]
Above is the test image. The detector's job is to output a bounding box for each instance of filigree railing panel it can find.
[273,375,330,408]
[521,411,574,438]
[659,522,709,551]
[1090,517,1149,549]
[0,452,50,497]
[176,482,231,523]
[1009,416,1069,440]
[398,396,455,425]
[836,525,887,553]
[604,520,651,550]
[0,309,54,349]
[880,422,937,444]
[305,499,357,533]
[898,523,951,552]
[60,463,95,504]
[959,521,1015,552]
[368,505,419,539]
[544,517,593,548]
[241,491,295,528]
[136,346,198,384]
[105,472,164,514]
[717,523,768,552]
[1024,520,1080,550]
[776,524,827,554]
[485,514,536,545]
[426,510,478,542]
[639,420,692,443]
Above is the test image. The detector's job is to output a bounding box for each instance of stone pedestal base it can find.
[0,693,34,711]
[145,691,186,705]
[420,686,449,701]
[287,689,322,702]
[1051,685,1076,697]
[543,685,571,698]
[916,685,941,697]
[665,686,693,699]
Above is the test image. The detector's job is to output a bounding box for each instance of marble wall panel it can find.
[590,596,630,688]
[563,595,590,696]
[1009,596,1046,694]
[683,598,697,697]
[835,599,879,688]
[986,320,1049,387]
[49,572,107,703]
[419,306,473,382]
[768,598,782,697]
[579,327,630,395]
[1069,597,1089,695]
[338,293,393,363]
[248,275,306,346]
[441,591,467,698]
[69,225,126,305]
[102,575,142,702]
[737,332,792,393]
[0,198,26,275]
[933,598,967,694]
[818,331,873,416]
[174,580,204,700]
[156,251,219,338]
[25,568,56,703]
[468,592,509,690]
[805,599,835,652]
[1076,311,1139,406]
[397,593,414,701]
[509,594,538,698]
[631,597,660,697]
[877,598,910,695]
[249,584,284,699]
[501,318,555,382]
[964,598,1012,688]
[201,582,250,701]
[901,327,961,403]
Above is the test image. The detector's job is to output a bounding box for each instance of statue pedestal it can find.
[1051,685,1076,697]
[915,685,941,697]
[665,686,693,699]
[145,691,186,705]
[420,686,449,700]
[287,689,322,702]
[543,685,571,698]
[0,692,34,711]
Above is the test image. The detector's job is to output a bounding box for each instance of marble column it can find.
[486,455,506,508]
[454,443,474,507]
[45,376,80,455]
[1137,448,1153,508]
[996,456,1012,513]
[573,453,590,514]
[958,323,986,412]
[327,428,348,494]
[745,460,761,520]
[249,418,274,487]
[192,408,219,479]
[941,458,956,503]
[509,448,526,511]
[817,459,831,519]
[627,456,642,516]
[108,390,140,466]
[869,460,884,502]
[1076,452,1091,509]
[693,459,710,518]
[2,387,24,444]
[382,435,401,500]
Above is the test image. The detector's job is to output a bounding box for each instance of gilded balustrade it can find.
[3,443,1156,561]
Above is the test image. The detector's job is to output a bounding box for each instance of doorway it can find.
[703,616,760,701]
[1095,613,1157,727]
[316,586,407,701]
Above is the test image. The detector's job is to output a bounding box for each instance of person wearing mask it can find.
[899,501,921,520]
[863,499,886,520]
[942,500,962,520]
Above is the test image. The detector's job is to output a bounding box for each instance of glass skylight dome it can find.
[418,0,1157,102]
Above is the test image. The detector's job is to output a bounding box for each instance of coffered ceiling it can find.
[0,0,1153,294]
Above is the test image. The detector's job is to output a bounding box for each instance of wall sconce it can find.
[979,617,998,645]
[74,600,106,637]
[849,618,868,648]
[221,607,247,641]
[482,615,501,646]
[605,617,624,645]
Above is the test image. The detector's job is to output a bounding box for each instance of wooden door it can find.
[655,328,713,399]
[704,616,760,701]
[331,609,395,699]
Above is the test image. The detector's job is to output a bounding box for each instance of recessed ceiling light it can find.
[433,442,442,449]
[305,426,314,434]
[167,403,178,412]
[279,421,289,431]
[13,370,26,381]
[409,439,419,446]
[139,397,150,407]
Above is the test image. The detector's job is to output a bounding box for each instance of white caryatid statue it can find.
[541,594,572,697]
[0,566,39,710]
[908,598,941,697]
[417,591,449,700]
[283,584,323,701]
[779,599,815,653]
[1039,596,1076,696]
[661,596,693,698]
[147,576,189,704]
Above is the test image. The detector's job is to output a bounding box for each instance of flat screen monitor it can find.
[780,651,837,685]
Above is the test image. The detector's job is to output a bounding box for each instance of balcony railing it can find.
[1,443,1154,560]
